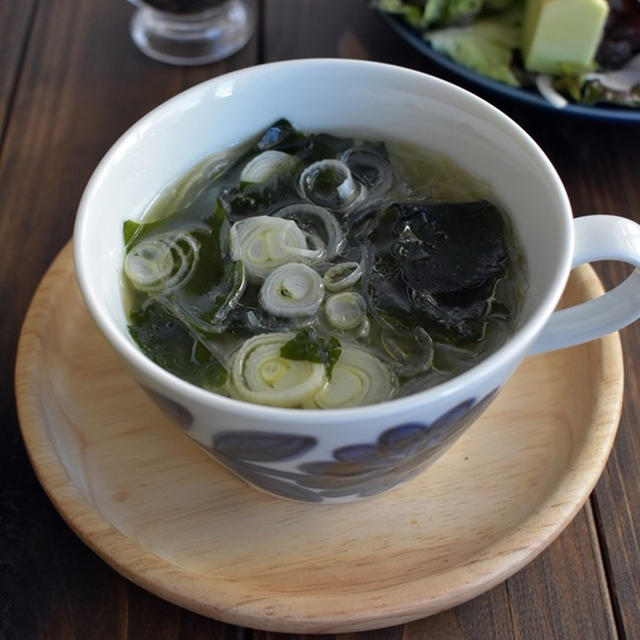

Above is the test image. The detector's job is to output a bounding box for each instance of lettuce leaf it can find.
[426,9,521,86]
[552,54,640,107]
[374,0,518,29]
[374,0,432,29]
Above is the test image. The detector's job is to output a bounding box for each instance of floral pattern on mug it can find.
[141,385,194,430]
[205,388,500,502]
[209,431,321,502]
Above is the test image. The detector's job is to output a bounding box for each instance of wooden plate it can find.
[15,243,624,633]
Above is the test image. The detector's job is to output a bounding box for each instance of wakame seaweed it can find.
[122,119,527,406]
[379,200,511,341]
[129,301,227,388]
[280,328,342,378]
[394,201,508,293]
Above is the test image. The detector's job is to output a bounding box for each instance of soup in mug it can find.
[122,120,527,409]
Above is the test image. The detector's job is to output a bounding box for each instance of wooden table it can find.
[2,1,639,638]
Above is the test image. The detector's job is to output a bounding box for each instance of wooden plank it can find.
[117,582,247,640]
[0,0,257,637]
[262,0,428,68]
[254,627,404,640]
[592,284,640,636]
[503,507,617,639]
[0,0,36,147]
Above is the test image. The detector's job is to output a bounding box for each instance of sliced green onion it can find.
[381,326,434,377]
[124,232,199,294]
[240,150,296,183]
[259,263,324,318]
[273,203,345,261]
[323,261,362,292]
[299,159,363,211]
[339,147,393,196]
[230,333,327,407]
[325,292,366,330]
[229,216,323,280]
[124,239,173,290]
[305,347,395,409]
[357,316,370,339]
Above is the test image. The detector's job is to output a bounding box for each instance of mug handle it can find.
[530,215,640,355]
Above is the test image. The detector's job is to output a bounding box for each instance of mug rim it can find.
[73,58,574,423]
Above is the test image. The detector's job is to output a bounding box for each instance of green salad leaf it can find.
[375,0,431,29]
[579,79,640,108]
[439,0,484,26]
[375,0,514,29]
[555,57,640,108]
[426,9,521,87]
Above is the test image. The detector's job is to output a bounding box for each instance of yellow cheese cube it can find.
[522,0,609,74]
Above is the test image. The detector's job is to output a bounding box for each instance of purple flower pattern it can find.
[207,388,500,501]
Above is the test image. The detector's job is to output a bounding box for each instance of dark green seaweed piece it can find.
[411,279,501,341]
[218,174,299,220]
[362,200,512,342]
[181,120,303,220]
[255,121,374,172]
[122,217,170,248]
[129,301,227,388]
[305,132,353,160]
[220,121,395,221]
[363,212,413,322]
[252,119,321,159]
[367,269,413,318]
[160,232,244,332]
[181,203,228,296]
[125,203,244,337]
[256,119,301,151]
[218,184,278,218]
[280,328,341,378]
[255,120,359,161]
[393,200,508,293]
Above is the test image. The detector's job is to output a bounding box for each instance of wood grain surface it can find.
[0,1,35,143]
[2,1,639,639]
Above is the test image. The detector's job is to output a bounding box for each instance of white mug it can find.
[74,59,640,503]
